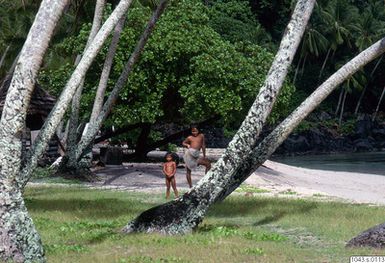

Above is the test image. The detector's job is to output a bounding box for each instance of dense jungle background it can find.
[1,0,385,157]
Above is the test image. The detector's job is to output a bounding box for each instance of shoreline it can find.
[246,160,385,205]
[29,156,385,206]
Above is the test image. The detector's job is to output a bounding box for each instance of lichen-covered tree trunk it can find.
[20,0,134,186]
[0,184,45,262]
[122,0,316,234]
[0,0,68,261]
[90,16,126,123]
[66,0,106,169]
[76,0,169,162]
[73,15,126,171]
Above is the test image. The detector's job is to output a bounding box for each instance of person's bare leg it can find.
[198,158,211,174]
[165,178,171,199]
[171,177,179,198]
[186,167,192,188]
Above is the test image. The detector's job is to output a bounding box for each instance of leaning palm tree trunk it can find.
[124,37,385,235]
[90,16,126,123]
[354,85,367,115]
[335,87,344,116]
[72,16,127,170]
[122,0,317,234]
[20,0,135,186]
[0,1,68,261]
[75,0,169,161]
[318,47,331,80]
[0,45,10,70]
[339,88,347,126]
[66,0,106,168]
[221,37,385,200]
[372,86,385,121]
[354,55,383,115]
[293,51,303,84]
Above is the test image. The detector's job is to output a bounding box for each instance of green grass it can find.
[235,184,270,194]
[279,189,298,195]
[25,186,385,263]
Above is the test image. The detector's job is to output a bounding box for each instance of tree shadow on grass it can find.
[25,197,154,219]
[253,200,317,226]
[208,197,317,226]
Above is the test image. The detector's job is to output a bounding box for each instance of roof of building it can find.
[0,75,56,116]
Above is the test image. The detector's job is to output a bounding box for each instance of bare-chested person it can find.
[182,126,211,188]
[162,153,179,199]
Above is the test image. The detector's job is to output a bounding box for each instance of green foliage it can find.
[339,118,356,135]
[166,143,177,152]
[206,225,239,237]
[243,231,287,242]
[0,1,41,75]
[38,0,295,147]
[39,63,75,97]
[32,167,53,179]
[223,127,236,138]
[294,120,315,133]
[208,0,272,46]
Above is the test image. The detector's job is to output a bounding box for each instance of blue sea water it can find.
[272,151,385,176]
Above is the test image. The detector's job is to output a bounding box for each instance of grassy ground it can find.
[25,186,385,263]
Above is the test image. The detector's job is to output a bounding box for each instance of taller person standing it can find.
[182,125,211,188]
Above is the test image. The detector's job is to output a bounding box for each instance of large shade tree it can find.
[40,0,295,162]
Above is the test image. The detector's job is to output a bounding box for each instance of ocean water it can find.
[272,151,385,176]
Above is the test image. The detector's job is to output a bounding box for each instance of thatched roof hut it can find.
[0,76,56,129]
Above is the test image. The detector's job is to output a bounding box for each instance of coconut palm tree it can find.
[0,1,69,260]
[294,3,329,83]
[20,0,135,185]
[317,0,360,79]
[353,4,385,115]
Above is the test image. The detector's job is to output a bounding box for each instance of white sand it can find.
[41,148,385,205]
[245,160,385,205]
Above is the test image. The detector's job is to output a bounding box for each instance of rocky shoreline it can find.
[202,113,385,156]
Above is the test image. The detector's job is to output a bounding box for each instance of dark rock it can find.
[355,114,373,138]
[282,136,310,152]
[306,128,324,146]
[372,128,385,140]
[353,138,374,152]
[347,223,385,248]
[317,111,332,121]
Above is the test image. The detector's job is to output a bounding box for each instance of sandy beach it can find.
[88,153,385,205]
[247,160,385,205]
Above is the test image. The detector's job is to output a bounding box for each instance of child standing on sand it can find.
[162,153,179,199]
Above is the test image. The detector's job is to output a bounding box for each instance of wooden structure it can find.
[0,76,59,163]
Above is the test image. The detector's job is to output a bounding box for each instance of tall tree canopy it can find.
[40,0,295,144]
